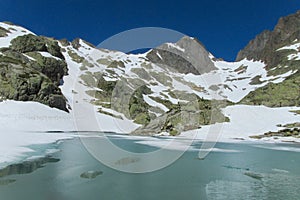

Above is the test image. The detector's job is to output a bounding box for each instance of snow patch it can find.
[39,52,61,60]
[156,52,163,60]
[182,105,300,143]
[143,94,169,112]
[166,43,185,52]
[277,42,300,51]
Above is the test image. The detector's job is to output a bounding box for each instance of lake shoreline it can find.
[1,132,300,172]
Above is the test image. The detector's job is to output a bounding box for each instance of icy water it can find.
[0,135,300,200]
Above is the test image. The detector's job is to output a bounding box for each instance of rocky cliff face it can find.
[0,23,68,111]
[236,10,300,68]
[146,36,216,75]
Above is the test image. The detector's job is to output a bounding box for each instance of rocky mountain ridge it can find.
[237,11,300,107]
[236,10,300,67]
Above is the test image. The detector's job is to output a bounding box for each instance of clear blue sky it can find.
[0,0,299,61]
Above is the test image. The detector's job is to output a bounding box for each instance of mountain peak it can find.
[160,36,209,55]
[274,10,300,33]
[176,36,207,50]
[236,10,300,67]
[146,36,216,75]
[71,38,95,50]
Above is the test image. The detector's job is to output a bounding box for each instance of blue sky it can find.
[0,0,299,61]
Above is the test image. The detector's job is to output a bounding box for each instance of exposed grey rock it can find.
[236,30,272,61]
[146,36,216,75]
[131,114,167,136]
[48,94,68,111]
[72,38,95,50]
[131,98,229,136]
[0,26,9,37]
[59,38,70,46]
[71,38,81,49]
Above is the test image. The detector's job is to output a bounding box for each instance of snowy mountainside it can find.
[0,14,299,136]
[56,32,298,136]
[237,10,300,107]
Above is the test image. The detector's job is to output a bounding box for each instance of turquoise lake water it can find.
[0,135,299,200]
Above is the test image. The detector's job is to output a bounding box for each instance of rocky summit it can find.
[146,36,216,75]
[0,10,299,136]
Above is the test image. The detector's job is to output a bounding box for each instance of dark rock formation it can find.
[10,34,65,59]
[0,34,69,111]
[236,10,300,68]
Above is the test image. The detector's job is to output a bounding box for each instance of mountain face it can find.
[236,10,300,67]
[237,11,300,107]
[146,36,216,75]
[0,10,299,136]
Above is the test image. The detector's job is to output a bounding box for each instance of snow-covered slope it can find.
[184,58,297,102]
[0,22,34,48]
[0,22,298,134]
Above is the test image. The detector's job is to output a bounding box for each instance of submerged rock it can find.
[244,172,263,180]
[0,156,59,178]
[0,179,16,186]
[80,170,103,179]
[115,157,140,165]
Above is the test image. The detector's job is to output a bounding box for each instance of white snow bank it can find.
[0,100,138,168]
[39,51,61,60]
[287,53,300,61]
[182,105,300,142]
[277,42,300,51]
[0,100,75,167]
[166,43,185,52]
[1,100,299,167]
[0,100,74,132]
[0,131,74,168]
